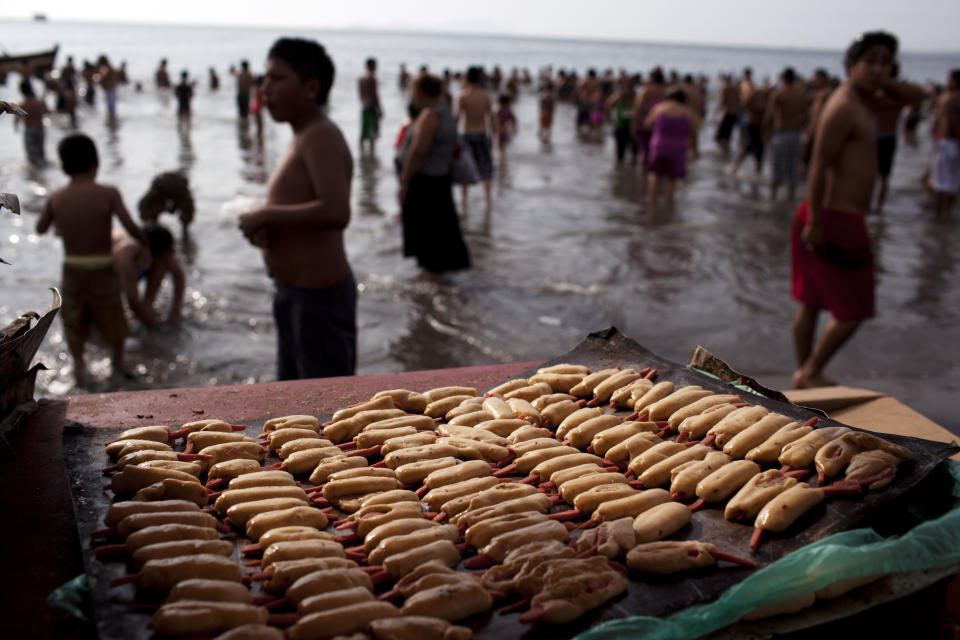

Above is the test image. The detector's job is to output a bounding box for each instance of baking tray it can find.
[63,327,959,639]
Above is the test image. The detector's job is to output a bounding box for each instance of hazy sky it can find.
[9,0,960,52]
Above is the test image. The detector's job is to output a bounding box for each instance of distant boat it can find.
[0,44,58,79]
[33,13,48,22]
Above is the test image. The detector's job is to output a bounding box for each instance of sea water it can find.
[0,20,957,432]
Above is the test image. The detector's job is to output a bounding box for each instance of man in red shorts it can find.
[792,31,918,388]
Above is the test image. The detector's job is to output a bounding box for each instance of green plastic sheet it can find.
[46,573,93,623]
[576,459,960,640]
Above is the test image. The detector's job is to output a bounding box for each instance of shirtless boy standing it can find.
[238,38,356,380]
[730,80,768,177]
[714,74,740,156]
[36,134,148,387]
[766,67,808,201]
[456,66,494,212]
[791,32,917,388]
[358,57,382,153]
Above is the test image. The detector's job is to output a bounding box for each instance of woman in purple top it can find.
[644,89,695,201]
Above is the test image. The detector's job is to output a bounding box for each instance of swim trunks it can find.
[462,132,493,181]
[361,105,380,141]
[24,126,45,166]
[743,123,765,164]
[791,199,875,322]
[716,113,737,143]
[931,138,960,195]
[876,134,897,178]
[236,91,250,118]
[576,99,590,126]
[60,263,129,346]
[105,88,117,117]
[273,274,357,381]
[771,130,802,187]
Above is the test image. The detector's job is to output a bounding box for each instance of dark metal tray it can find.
[63,327,959,639]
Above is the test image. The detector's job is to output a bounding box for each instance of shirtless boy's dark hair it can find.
[845,31,898,68]
[781,67,796,83]
[268,38,335,106]
[58,133,99,176]
[365,57,376,71]
[145,225,174,257]
[649,67,665,84]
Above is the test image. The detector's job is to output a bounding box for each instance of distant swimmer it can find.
[714,74,740,155]
[209,66,220,91]
[155,58,171,89]
[358,57,382,153]
[803,69,832,167]
[680,74,703,159]
[931,69,960,218]
[766,67,808,201]
[98,55,119,120]
[495,93,517,154]
[398,63,411,91]
[630,67,666,178]
[538,80,556,142]
[234,60,254,119]
[606,75,636,164]
[730,77,768,177]
[18,79,47,166]
[576,69,599,133]
[175,70,195,130]
[866,63,924,212]
[456,66,494,212]
[238,38,356,381]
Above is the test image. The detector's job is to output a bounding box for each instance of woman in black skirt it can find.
[398,73,470,277]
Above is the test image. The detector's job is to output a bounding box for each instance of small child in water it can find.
[495,94,516,153]
[36,134,148,387]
